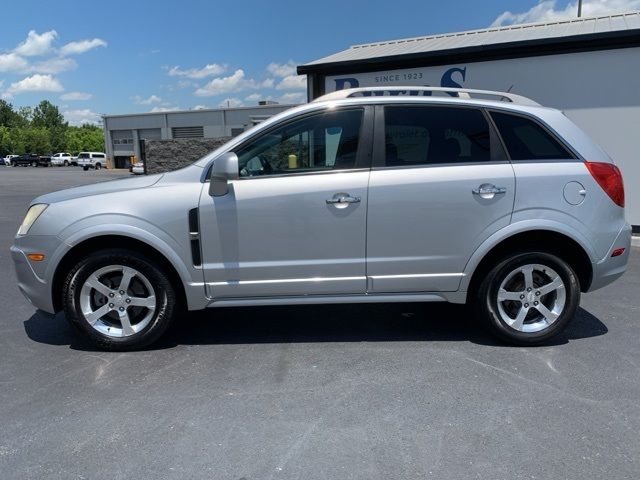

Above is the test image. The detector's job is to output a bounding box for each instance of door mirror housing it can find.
[209,152,239,196]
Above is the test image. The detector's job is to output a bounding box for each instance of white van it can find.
[77,152,107,170]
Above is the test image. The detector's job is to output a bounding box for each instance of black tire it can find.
[83,165,89,171]
[62,248,177,351]
[63,160,69,166]
[95,163,102,170]
[475,252,580,345]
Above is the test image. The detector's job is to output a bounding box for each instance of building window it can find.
[172,126,204,139]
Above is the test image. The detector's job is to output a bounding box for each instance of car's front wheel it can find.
[63,249,177,351]
[476,252,580,345]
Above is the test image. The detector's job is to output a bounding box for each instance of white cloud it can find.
[168,63,227,79]
[261,78,275,89]
[60,91,92,101]
[63,108,101,125]
[3,74,63,98]
[217,97,244,108]
[149,106,181,112]
[133,94,162,105]
[244,93,263,102]
[278,92,306,104]
[59,38,107,56]
[266,61,297,78]
[194,69,258,96]
[192,105,207,110]
[275,74,307,91]
[29,57,77,74]
[14,30,58,57]
[0,53,29,72]
[492,0,640,26]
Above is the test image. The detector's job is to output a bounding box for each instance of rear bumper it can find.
[588,223,632,292]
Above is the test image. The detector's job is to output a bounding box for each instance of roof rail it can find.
[314,86,540,106]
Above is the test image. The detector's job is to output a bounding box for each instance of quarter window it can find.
[383,106,491,167]
[490,112,573,160]
[235,109,364,177]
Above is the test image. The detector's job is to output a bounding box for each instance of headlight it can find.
[17,204,48,236]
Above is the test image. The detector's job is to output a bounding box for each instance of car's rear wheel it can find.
[476,252,580,345]
[63,160,69,166]
[95,162,102,170]
[83,165,89,171]
[63,249,177,351]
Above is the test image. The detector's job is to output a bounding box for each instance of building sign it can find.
[326,65,469,92]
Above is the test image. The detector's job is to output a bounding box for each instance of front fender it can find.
[47,216,207,311]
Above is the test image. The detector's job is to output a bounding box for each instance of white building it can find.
[298,12,640,229]
[102,103,294,169]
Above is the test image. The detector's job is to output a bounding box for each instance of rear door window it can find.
[490,112,574,160]
[382,106,491,167]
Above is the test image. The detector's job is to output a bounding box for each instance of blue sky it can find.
[1,0,637,124]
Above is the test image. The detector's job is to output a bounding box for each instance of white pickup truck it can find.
[50,153,76,166]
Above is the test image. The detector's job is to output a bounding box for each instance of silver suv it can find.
[11,87,631,350]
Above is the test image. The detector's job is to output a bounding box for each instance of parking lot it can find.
[0,167,638,479]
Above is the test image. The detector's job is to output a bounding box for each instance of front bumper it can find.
[10,235,66,314]
[588,223,632,292]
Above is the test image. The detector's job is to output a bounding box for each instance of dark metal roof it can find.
[298,11,640,75]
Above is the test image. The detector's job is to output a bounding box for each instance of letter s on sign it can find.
[441,67,467,94]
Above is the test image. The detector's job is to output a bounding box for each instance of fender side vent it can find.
[188,208,202,267]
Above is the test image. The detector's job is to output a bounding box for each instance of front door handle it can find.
[326,194,361,205]
[472,184,507,199]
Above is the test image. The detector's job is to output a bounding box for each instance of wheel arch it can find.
[463,228,593,302]
[51,234,188,313]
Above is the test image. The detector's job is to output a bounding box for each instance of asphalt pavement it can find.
[0,166,639,480]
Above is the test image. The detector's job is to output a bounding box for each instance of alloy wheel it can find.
[79,265,157,337]
[496,263,566,333]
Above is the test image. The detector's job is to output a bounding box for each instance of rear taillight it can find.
[584,161,625,208]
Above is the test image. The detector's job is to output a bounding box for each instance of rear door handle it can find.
[472,184,507,198]
[326,194,361,205]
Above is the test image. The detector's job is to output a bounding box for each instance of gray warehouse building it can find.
[298,11,640,228]
[102,103,294,169]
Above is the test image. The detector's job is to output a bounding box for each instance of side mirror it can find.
[209,152,239,197]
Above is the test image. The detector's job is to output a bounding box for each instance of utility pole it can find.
[577,0,583,17]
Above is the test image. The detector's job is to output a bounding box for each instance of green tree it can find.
[33,101,68,152]
[16,106,34,126]
[65,124,104,153]
[0,126,11,156]
[23,127,51,154]
[0,100,20,127]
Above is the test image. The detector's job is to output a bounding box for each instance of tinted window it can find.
[383,106,491,167]
[491,112,573,160]
[236,109,363,177]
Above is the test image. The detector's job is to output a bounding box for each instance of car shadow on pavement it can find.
[24,303,608,351]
